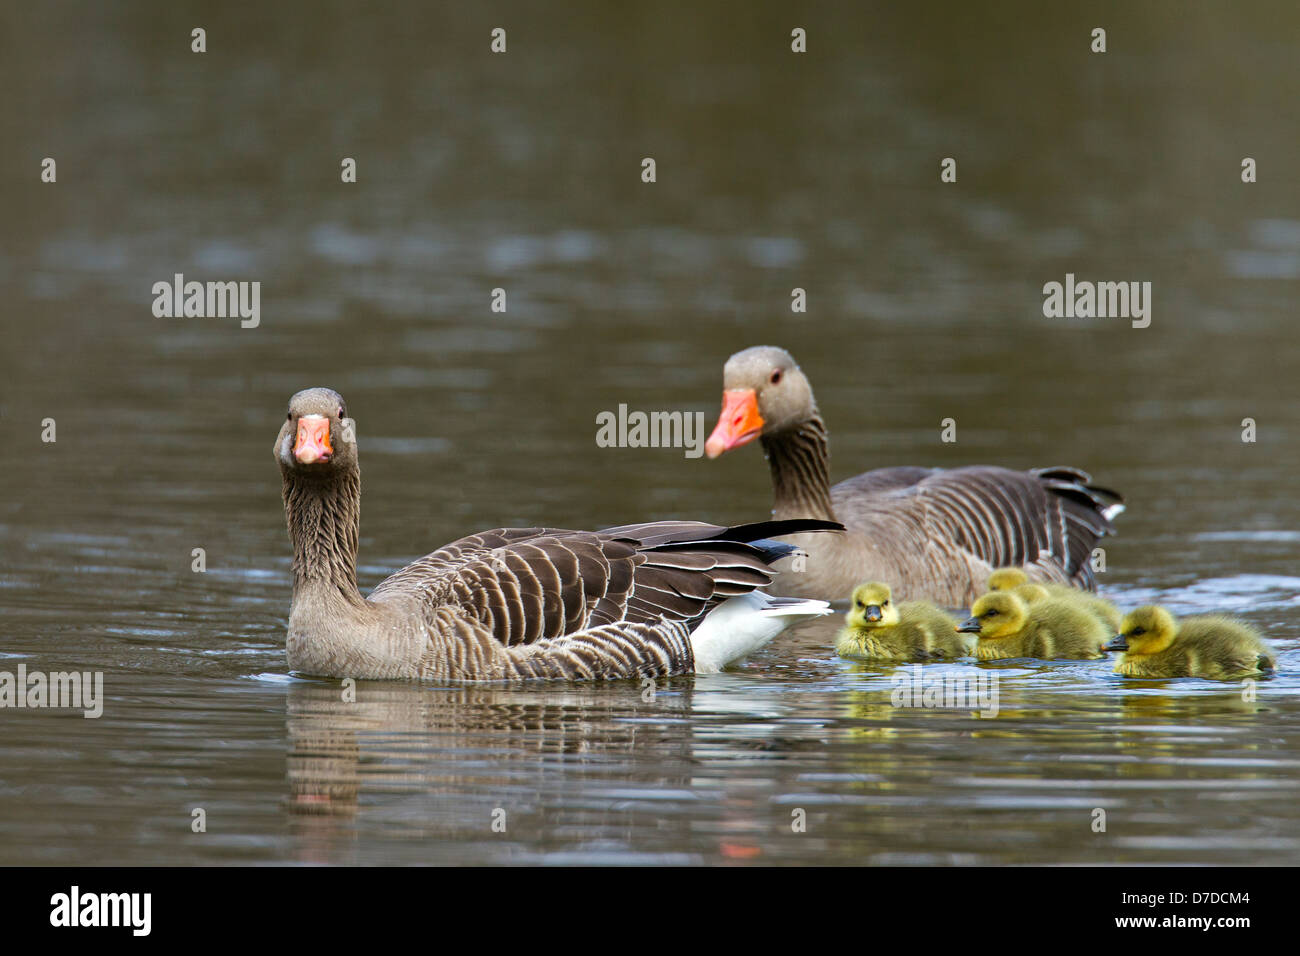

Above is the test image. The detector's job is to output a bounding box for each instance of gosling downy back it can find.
[991,567,1121,631]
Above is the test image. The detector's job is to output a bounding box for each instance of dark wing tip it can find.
[713,519,845,542]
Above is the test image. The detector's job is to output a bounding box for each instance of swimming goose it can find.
[835,581,969,661]
[1107,606,1275,681]
[988,566,1122,631]
[957,591,1109,660]
[704,346,1124,605]
[275,388,839,681]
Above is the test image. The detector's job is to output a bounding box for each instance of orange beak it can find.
[293,416,333,464]
[705,389,765,459]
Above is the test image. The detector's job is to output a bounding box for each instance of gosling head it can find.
[275,387,358,476]
[705,346,817,458]
[1106,606,1177,655]
[957,591,1027,641]
[987,567,1029,591]
[845,582,901,630]
[1013,583,1052,604]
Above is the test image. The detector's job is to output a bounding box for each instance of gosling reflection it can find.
[1117,687,1268,720]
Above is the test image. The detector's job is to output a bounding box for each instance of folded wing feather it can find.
[368,520,841,678]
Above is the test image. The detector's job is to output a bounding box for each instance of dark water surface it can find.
[1,2,1298,864]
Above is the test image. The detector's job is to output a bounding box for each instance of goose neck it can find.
[282,466,365,607]
[761,415,836,522]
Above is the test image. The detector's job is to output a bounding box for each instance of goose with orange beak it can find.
[271,386,841,681]
[705,388,767,459]
[293,414,334,465]
[701,345,1125,605]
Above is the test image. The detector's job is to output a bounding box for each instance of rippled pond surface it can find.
[1,2,1298,865]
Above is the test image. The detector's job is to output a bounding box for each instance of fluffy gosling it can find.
[987,566,1121,631]
[836,582,969,661]
[958,590,1109,661]
[987,567,1034,592]
[1012,583,1053,604]
[1107,606,1275,681]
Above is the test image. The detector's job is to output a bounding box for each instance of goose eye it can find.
[770,370,782,385]
[287,412,292,422]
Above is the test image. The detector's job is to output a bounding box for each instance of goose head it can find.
[987,567,1029,591]
[1107,606,1177,655]
[705,345,817,458]
[845,581,901,629]
[274,387,357,476]
[957,591,1027,640]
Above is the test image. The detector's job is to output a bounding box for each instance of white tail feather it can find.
[691,592,832,674]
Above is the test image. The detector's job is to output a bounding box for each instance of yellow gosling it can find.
[1108,606,1275,681]
[988,566,1121,631]
[958,591,1109,661]
[1012,583,1053,604]
[987,567,1031,592]
[836,582,969,661]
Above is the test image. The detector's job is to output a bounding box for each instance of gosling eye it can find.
[856,600,865,609]
[882,600,889,607]
[1130,627,1145,636]
[985,610,999,618]
[770,369,783,385]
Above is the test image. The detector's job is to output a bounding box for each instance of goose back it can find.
[798,464,1121,604]
[345,522,833,680]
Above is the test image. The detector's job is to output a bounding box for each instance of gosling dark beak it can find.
[863,605,883,623]
[956,617,982,634]
[1105,635,1128,652]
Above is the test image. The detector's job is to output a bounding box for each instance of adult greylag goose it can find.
[703,346,1124,606]
[275,388,839,681]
